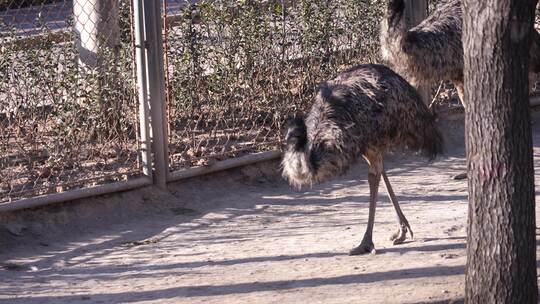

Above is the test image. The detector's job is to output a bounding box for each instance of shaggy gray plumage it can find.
[282,64,443,254]
[381,0,463,87]
[381,0,540,99]
[282,64,442,188]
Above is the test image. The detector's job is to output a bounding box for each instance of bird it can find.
[380,0,540,107]
[281,64,444,255]
[380,0,540,180]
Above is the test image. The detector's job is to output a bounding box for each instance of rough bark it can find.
[463,0,538,303]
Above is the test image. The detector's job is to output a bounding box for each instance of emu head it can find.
[284,116,308,152]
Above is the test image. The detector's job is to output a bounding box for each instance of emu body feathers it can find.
[381,0,540,89]
[282,64,443,189]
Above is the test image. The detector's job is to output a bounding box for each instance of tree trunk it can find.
[463,0,538,302]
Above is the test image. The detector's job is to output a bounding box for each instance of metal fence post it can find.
[133,0,153,180]
[138,0,169,189]
[405,0,430,105]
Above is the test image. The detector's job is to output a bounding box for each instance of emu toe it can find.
[349,240,376,255]
[453,172,467,180]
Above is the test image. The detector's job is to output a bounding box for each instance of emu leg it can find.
[452,81,469,180]
[350,153,382,255]
[382,170,413,245]
[454,81,465,108]
[529,72,538,96]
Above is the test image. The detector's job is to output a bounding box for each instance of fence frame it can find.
[0,177,151,212]
[143,0,169,189]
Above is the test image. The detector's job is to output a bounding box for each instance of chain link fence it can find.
[0,0,142,203]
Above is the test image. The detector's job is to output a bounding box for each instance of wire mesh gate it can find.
[0,0,149,209]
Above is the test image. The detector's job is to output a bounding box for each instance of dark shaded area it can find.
[410,299,464,304]
[3,265,466,303]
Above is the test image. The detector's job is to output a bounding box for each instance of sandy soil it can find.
[1,113,540,304]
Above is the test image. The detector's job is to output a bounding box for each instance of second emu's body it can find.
[381,0,540,103]
[282,64,443,254]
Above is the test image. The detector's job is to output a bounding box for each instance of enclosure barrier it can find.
[1,0,145,209]
[0,176,151,212]
[0,0,538,212]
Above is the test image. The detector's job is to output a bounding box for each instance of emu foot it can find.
[390,226,408,245]
[453,172,467,180]
[390,220,414,245]
[349,240,376,255]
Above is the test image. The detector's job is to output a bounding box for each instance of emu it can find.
[282,64,443,255]
[381,0,540,105]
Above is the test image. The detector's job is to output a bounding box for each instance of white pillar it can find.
[73,0,120,70]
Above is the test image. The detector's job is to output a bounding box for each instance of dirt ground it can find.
[1,112,540,304]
